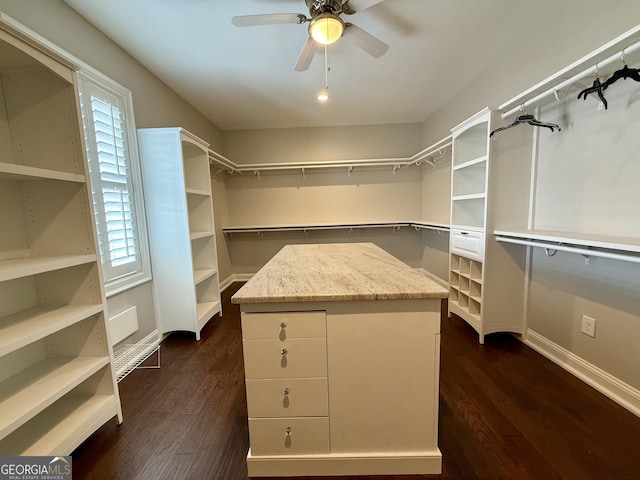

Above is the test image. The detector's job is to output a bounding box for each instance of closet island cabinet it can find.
[449,107,530,343]
[138,128,221,340]
[233,243,448,477]
[0,14,122,454]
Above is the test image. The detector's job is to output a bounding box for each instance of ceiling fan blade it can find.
[231,13,305,27]
[343,23,388,58]
[295,37,320,72]
[343,0,384,14]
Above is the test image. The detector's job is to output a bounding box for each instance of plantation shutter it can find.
[80,83,142,282]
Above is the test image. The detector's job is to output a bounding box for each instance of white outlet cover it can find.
[581,315,596,337]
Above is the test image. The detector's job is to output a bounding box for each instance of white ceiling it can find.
[63,0,562,131]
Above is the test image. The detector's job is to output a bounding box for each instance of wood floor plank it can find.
[70,283,640,479]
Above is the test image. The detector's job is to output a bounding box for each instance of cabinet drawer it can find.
[241,311,326,340]
[451,229,484,261]
[246,378,328,417]
[243,338,327,379]
[249,417,329,456]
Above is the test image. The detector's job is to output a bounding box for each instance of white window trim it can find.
[77,67,152,297]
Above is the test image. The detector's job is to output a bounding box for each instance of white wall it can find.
[422,0,640,146]
[221,124,428,275]
[0,0,225,346]
[420,159,452,282]
[222,124,423,164]
[223,166,425,274]
[523,77,640,390]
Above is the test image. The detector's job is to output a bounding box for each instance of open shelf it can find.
[0,356,110,440]
[190,231,214,241]
[0,254,97,282]
[223,220,451,235]
[193,268,217,286]
[0,13,121,456]
[0,305,103,357]
[494,229,640,254]
[495,230,640,264]
[185,187,210,196]
[1,394,118,456]
[453,155,488,171]
[0,162,85,183]
[197,301,221,330]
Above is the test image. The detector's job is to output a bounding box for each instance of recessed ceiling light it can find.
[317,91,330,102]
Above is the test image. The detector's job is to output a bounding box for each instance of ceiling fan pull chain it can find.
[324,44,329,90]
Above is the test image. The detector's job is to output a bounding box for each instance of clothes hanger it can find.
[602,64,640,88]
[578,53,640,109]
[577,77,608,109]
[489,112,561,138]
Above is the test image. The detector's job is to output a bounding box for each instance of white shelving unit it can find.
[0,14,121,455]
[448,108,529,343]
[138,127,221,340]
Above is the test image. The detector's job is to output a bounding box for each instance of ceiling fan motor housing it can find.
[306,0,344,17]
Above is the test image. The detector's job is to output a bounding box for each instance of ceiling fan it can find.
[232,0,388,71]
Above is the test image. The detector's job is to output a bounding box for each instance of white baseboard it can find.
[525,329,640,418]
[220,273,254,291]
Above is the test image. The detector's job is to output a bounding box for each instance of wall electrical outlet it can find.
[581,315,596,337]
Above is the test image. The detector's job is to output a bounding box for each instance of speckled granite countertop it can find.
[231,243,448,304]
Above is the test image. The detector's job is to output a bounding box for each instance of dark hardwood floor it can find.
[71,283,640,479]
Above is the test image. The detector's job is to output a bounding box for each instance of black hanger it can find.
[602,64,640,88]
[490,113,561,138]
[577,77,608,109]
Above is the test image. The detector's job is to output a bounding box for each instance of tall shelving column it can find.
[449,108,527,343]
[0,14,122,455]
[449,109,490,341]
[138,127,221,341]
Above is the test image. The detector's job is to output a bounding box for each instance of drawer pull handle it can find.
[285,427,292,437]
[281,348,288,356]
[280,322,287,329]
[283,388,290,396]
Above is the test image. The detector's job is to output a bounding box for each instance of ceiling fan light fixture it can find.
[309,13,344,45]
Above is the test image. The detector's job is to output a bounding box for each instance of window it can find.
[77,69,151,296]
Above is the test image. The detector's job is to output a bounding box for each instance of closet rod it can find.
[501,37,640,118]
[405,136,452,168]
[209,149,239,173]
[207,140,452,174]
[495,236,640,264]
